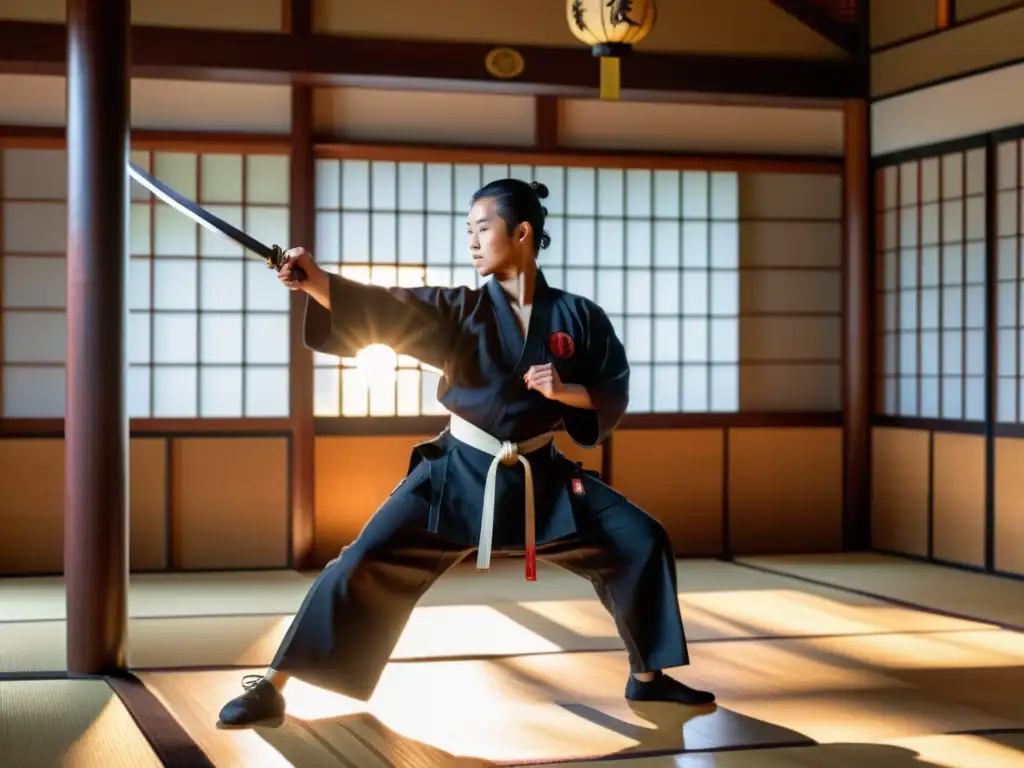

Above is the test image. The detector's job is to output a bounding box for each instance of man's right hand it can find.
[280,246,332,310]
[279,247,318,291]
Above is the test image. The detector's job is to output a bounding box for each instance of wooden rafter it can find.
[0,20,860,100]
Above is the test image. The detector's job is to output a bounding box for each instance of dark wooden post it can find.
[842,98,872,550]
[984,138,997,572]
[64,0,130,673]
[288,0,316,569]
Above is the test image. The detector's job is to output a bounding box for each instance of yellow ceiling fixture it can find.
[567,0,656,101]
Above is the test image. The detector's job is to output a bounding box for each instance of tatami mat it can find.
[564,732,1024,767]
[138,626,1024,767]
[0,559,992,674]
[3,557,1022,767]
[737,553,1024,630]
[0,679,162,768]
[0,569,314,622]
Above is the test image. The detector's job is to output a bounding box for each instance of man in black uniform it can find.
[218,179,715,726]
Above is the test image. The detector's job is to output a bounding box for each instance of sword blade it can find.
[127,162,278,262]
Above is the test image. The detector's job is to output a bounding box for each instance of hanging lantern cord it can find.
[592,42,632,101]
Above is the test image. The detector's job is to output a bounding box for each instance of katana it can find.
[127,162,306,281]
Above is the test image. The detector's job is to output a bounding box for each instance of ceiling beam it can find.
[767,0,858,53]
[0,20,859,101]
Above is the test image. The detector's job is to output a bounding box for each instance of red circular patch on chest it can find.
[549,331,575,359]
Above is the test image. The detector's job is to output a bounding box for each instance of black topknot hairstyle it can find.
[470,178,551,255]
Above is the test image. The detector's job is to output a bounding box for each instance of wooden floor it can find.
[1,553,1022,767]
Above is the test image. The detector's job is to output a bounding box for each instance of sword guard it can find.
[267,244,307,282]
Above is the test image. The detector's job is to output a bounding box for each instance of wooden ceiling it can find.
[808,0,858,23]
[0,0,866,101]
[769,0,860,52]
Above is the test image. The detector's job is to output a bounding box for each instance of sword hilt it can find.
[267,245,307,282]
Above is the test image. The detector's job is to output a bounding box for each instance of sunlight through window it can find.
[312,159,743,417]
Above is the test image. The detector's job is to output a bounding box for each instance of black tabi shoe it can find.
[625,671,716,706]
[217,674,287,727]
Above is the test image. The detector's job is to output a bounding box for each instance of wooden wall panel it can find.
[313,433,599,564]
[0,0,63,22]
[957,0,1022,21]
[131,0,284,31]
[611,429,724,556]
[0,437,170,574]
[314,434,433,563]
[994,437,1024,575]
[932,433,986,568]
[870,427,930,556]
[0,438,63,574]
[727,428,843,553]
[0,427,849,576]
[0,74,64,127]
[872,59,1024,155]
[129,438,168,572]
[313,89,536,147]
[130,80,291,133]
[0,0,285,30]
[171,437,289,570]
[312,427,845,562]
[872,7,1024,99]
[0,75,292,133]
[312,89,846,156]
[869,0,936,49]
[558,101,843,157]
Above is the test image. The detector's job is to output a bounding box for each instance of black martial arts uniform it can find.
[219,270,711,725]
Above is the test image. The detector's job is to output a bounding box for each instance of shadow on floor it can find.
[250,704,953,767]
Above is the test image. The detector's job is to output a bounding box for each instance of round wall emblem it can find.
[485,47,525,80]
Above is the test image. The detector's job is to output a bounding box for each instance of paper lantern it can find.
[567,0,656,100]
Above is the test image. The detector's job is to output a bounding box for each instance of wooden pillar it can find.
[842,98,872,550]
[984,138,997,571]
[64,0,130,673]
[534,95,558,152]
[288,0,316,569]
[937,0,955,30]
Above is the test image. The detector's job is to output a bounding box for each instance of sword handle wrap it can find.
[268,245,306,281]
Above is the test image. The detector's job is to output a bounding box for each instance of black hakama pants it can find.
[271,461,689,701]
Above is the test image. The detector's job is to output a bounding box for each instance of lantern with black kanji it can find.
[567,0,656,101]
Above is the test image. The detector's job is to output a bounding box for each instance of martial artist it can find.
[218,178,715,726]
